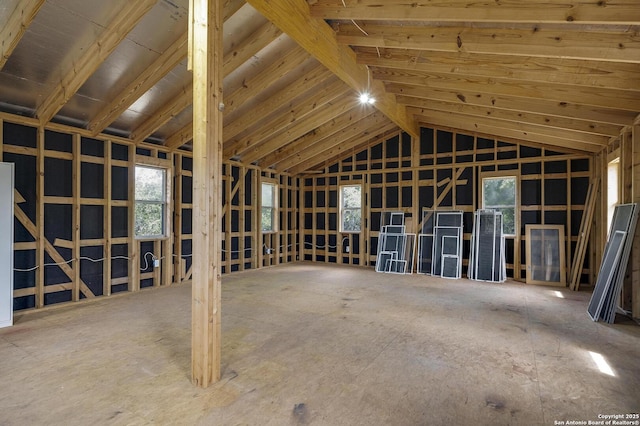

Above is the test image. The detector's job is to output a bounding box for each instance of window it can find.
[340,184,362,232]
[261,182,277,232]
[482,175,517,236]
[135,165,168,238]
[607,158,619,231]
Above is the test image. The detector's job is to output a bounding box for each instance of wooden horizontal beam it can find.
[389,85,637,127]
[247,0,419,138]
[37,0,157,124]
[311,0,640,24]
[375,69,640,112]
[354,47,640,92]
[336,23,640,63]
[0,0,45,70]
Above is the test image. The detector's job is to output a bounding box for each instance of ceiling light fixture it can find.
[359,66,375,105]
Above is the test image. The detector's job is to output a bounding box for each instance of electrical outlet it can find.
[153,259,160,268]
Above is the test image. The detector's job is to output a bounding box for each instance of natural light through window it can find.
[261,182,277,233]
[482,175,517,235]
[589,351,615,377]
[340,185,362,232]
[553,291,564,299]
[134,165,168,238]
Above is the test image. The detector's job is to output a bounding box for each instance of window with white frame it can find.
[261,181,277,232]
[482,175,517,236]
[340,184,362,232]
[134,165,168,238]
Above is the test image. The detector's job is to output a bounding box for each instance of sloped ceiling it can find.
[0,0,638,175]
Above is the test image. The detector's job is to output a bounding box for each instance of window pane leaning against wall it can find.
[482,176,516,235]
[341,185,362,232]
[135,166,167,238]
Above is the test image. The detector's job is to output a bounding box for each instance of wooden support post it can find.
[191,0,223,388]
[632,125,640,319]
[104,141,112,296]
[72,134,81,301]
[128,144,139,292]
[36,128,44,308]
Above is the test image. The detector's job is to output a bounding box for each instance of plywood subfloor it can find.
[1,263,639,425]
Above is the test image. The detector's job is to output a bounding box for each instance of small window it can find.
[340,184,362,232]
[261,182,277,232]
[135,165,168,238]
[482,175,517,235]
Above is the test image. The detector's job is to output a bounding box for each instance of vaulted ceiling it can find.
[1,0,638,175]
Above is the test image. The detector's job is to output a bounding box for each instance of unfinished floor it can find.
[1,263,638,426]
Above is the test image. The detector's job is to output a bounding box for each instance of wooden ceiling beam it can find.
[336,24,640,63]
[354,48,640,92]
[164,121,193,151]
[88,33,188,136]
[224,44,309,116]
[228,95,360,159]
[391,88,636,127]
[399,97,620,137]
[247,0,419,138]
[132,83,193,143]
[274,111,385,171]
[223,22,282,76]
[0,0,46,70]
[260,103,377,168]
[224,63,332,141]
[408,107,609,146]
[375,69,640,112]
[311,0,640,24]
[228,79,349,163]
[411,109,604,153]
[286,121,398,175]
[36,0,157,125]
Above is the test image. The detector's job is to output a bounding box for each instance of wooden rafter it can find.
[354,48,640,91]
[336,23,640,63]
[0,0,46,70]
[132,83,193,143]
[400,98,620,137]
[223,63,332,141]
[411,109,603,153]
[277,111,387,172]
[373,68,640,112]
[228,79,350,163]
[36,0,158,125]
[287,120,398,174]
[391,89,637,127]
[247,0,419,138]
[88,33,188,136]
[231,96,359,163]
[260,103,377,168]
[311,0,640,24]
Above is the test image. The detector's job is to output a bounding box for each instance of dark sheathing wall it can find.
[302,126,593,282]
[2,118,300,311]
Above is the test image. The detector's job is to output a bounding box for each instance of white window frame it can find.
[340,184,363,233]
[261,180,278,233]
[607,157,620,232]
[481,172,518,237]
[134,164,170,239]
